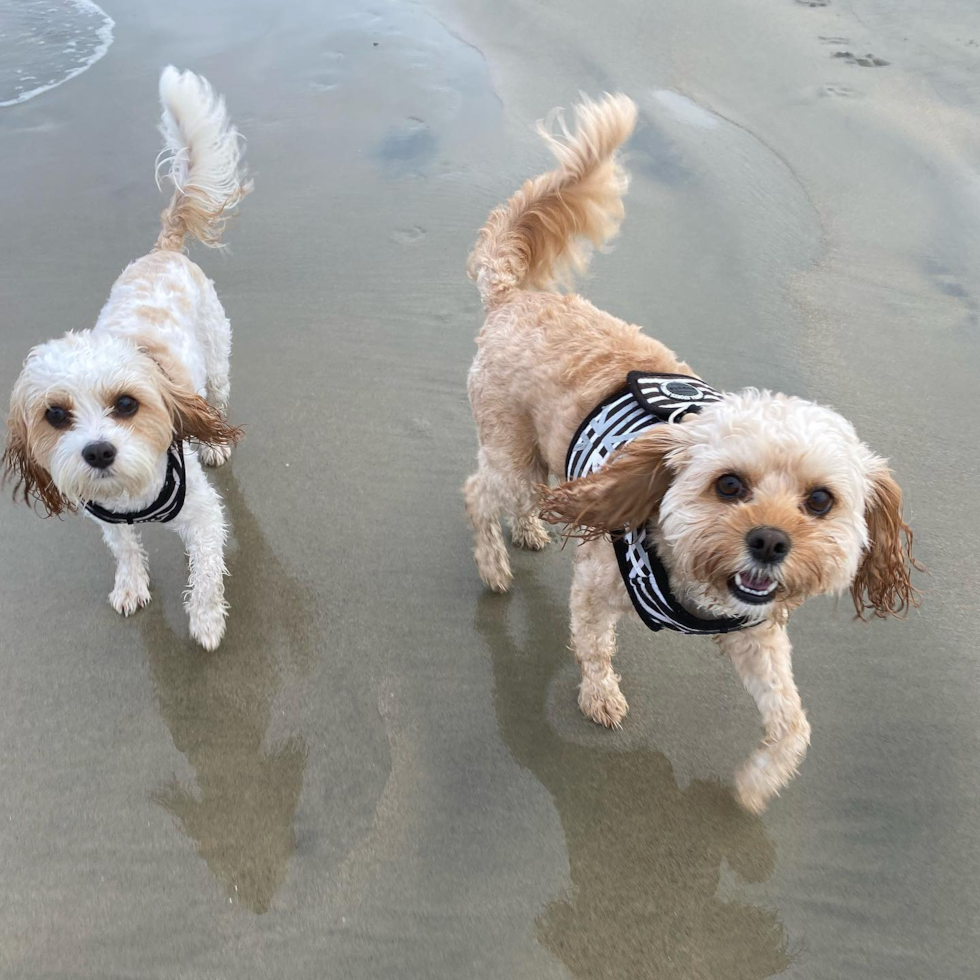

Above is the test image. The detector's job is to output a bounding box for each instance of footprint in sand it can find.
[375,116,437,176]
[309,51,345,92]
[819,83,858,98]
[391,225,426,245]
[833,50,890,67]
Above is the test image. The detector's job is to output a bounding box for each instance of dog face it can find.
[4,331,240,515]
[541,390,917,621]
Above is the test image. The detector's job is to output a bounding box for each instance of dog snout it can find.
[82,440,117,470]
[746,526,791,565]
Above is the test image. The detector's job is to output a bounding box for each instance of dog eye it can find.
[114,395,139,417]
[45,406,71,429]
[805,488,834,516]
[715,473,747,499]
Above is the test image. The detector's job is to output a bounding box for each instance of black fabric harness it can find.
[84,441,186,525]
[566,372,749,635]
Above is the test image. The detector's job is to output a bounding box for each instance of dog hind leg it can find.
[197,284,233,468]
[464,446,515,593]
[508,448,550,551]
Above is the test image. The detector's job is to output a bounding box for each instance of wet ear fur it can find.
[2,399,73,517]
[851,464,922,620]
[538,425,682,539]
[138,338,243,449]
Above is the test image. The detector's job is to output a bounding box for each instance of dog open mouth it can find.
[728,571,778,605]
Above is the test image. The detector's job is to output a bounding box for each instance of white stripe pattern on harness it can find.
[565,372,748,635]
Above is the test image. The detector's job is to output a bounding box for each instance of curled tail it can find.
[467,93,637,310]
[155,66,251,252]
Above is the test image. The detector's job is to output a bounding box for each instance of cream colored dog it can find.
[3,67,249,651]
[464,94,918,812]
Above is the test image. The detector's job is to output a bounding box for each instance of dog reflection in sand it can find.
[477,584,793,980]
[149,470,313,914]
[464,94,920,812]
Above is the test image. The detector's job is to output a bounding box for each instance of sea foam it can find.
[0,0,114,108]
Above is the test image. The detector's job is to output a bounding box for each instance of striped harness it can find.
[566,372,748,635]
[84,441,186,525]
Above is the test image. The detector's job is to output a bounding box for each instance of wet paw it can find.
[109,576,151,617]
[199,442,232,468]
[511,516,550,551]
[478,560,513,594]
[188,603,227,651]
[734,755,778,814]
[578,676,629,729]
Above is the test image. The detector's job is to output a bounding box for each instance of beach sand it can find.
[1,0,978,976]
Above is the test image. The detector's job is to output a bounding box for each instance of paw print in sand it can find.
[833,50,890,67]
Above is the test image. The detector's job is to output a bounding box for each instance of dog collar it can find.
[84,441,186,525]
[566,372,749,635]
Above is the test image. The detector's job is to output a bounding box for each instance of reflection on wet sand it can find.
[141,465,317,913]
[477,570,792,980]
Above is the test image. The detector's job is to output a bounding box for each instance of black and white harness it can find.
[84,441,186,525]
[567,372,748,635]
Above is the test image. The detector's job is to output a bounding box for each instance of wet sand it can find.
[1,0,978,976]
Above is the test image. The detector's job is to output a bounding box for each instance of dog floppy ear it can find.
[2,393,72,517]
[138,338,243,449]
[162,381,243,449]
[851,463,920,620]
[539,425,682,539]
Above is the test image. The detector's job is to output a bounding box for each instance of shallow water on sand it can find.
[0,0,978,977]
[0,0,113,107]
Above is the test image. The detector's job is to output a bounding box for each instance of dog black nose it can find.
[746,526,791,565]
[82,441,116,469]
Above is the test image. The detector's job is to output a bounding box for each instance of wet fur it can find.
[3,67,249,650]
[464,94,919,812]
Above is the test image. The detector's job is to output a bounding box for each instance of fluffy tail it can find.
[155,66,251,251]
[467,93,637,310]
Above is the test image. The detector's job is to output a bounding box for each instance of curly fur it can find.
[2,407,74,517]
[463,94,920,813]
[851,466,921,619]
[3,67,249,650]
[467,93,637,308]
[538,426,680,540]
[155,65,251,251]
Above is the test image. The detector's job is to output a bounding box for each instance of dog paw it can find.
[578,675,629,729]
[734,719,809,813]
[511,516,551,551]
[188,603,227,651]
[734,755,776,814]
[479,563,513,594]
[109,577,151,616]
[199,442,232,468]
[474,538,513,593]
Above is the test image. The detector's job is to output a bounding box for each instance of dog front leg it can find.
[571,543,628,728]
[100,522,151,616]
[721,622,811,813]
[175,461,229,651]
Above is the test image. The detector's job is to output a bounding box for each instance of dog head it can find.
[541,389,919,622]
[3,331,241,516]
